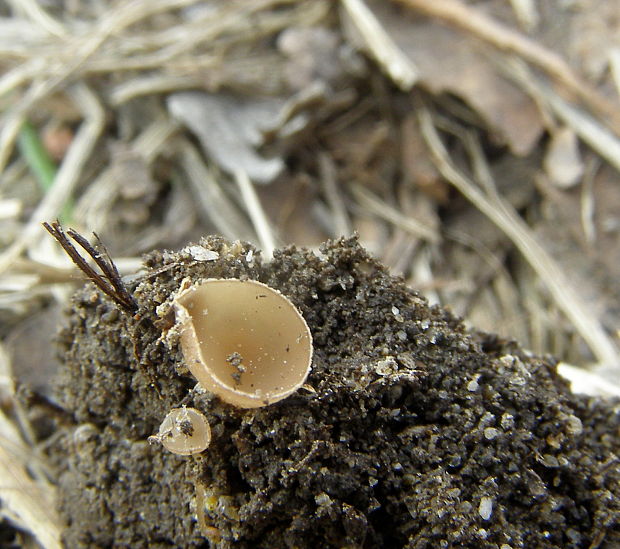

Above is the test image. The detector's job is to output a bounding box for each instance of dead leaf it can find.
[544,126,583,188]
[344,1,545,155]
[257,173,328,246]
[533,164,620,337]
[400,113,447,202]
[564,0,620,81]
[167,92,286,184]
[278,26,348,91]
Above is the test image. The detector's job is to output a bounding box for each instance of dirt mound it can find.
[51,237,619,548]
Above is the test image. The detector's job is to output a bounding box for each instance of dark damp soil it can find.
[47,236,619,548]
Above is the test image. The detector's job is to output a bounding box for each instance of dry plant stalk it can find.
[42,221,137,313]
[395,0,620,135]
[0,433,62,549]
[0,84,104,275]
[340,0,418,89]
[417,104,620,367]
[0,345,62,549]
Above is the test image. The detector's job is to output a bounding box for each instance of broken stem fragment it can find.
[42,220,137,313]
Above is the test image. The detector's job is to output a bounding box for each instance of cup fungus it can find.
[173,278,313,408]
[149,407,211,455]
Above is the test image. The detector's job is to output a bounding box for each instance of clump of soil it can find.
[50,236,619,548]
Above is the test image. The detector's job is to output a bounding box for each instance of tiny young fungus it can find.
[173,278,313,408]
[149,407,211,455]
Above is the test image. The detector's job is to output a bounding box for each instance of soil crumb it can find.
[49,236,619,548]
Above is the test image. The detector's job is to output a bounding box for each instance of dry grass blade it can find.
[6,258,75,285]
[180,142,254,241]
[318,153,352,237]
[557,363,620,398]
[409,247,440,305]
[0,60,42,98]
[0,0,201,173]
[6,0,66,37]
[0,345,61,549]
[0,438,62,549]
[0,79,53,175]
[579,159,598,246]
[0,84,104,275]
[417,104,620,367]
[610,48,620,98]
[340,0,418,90]
[110,75,207,106]
[537,81,620,174]
[501,58,620,175]
[350,183,440,244]
[75,116,178,233]
[397,0,620,135]
[509,0,539,32]
[234,169,276,259]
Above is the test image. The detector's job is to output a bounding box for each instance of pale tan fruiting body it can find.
[149,407,211,455]
[173,278,313,408]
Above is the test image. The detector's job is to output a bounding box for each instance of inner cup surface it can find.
[178,279,312,400]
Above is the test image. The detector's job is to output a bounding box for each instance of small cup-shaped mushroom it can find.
[149,407,211,455]
[173,278,313,408]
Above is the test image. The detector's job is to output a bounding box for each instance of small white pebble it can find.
[0,198,21,220]
[392,306,405,322]
[539,454,559,468]
[484,427,500,440]
[315,493,332,506]
[246,249,254,264]
[375,357,397,376]
[186,246,219,262]
[467,379,479,392]
[478,497,493,520]
[565,415,583,436]
[500,413,514,430]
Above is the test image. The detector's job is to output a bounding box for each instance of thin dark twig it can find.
[93,232,137,310]
[42,222,116,300]
[67,228,137,311]
[93,232,123,285]
[42,221,137,313]
[66,229,112,278]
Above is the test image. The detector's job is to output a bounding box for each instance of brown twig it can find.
[68,228,137,311]
[42,221,138,313]
[395,0,620,135]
